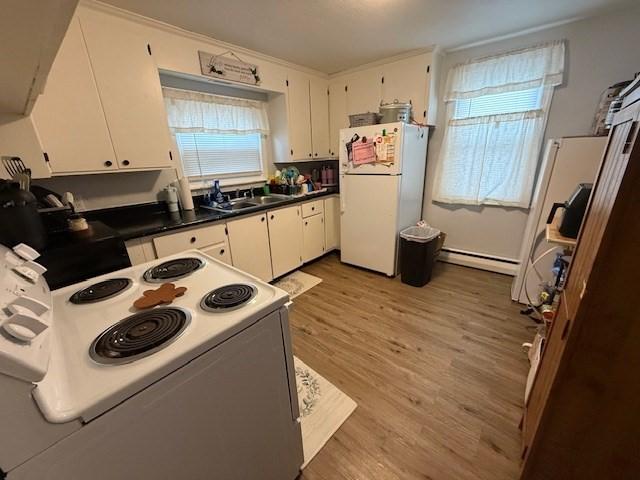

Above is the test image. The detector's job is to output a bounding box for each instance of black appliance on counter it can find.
[0,180,47,250]
[39,221,131,290]
[546,183,593,239]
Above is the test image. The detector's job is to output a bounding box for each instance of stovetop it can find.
[34,250,289,424]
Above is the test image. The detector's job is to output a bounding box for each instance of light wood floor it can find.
[290,254,533,480]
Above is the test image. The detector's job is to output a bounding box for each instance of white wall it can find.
[423,5,640,261]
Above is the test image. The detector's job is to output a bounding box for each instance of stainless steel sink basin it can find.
[250,194,292,205]
[200,194,292,213]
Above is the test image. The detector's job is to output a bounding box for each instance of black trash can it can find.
[399,225,441,287]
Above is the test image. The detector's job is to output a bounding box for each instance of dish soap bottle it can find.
[211,180,225,205]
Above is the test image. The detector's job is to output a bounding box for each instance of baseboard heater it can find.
[438,247,519,276]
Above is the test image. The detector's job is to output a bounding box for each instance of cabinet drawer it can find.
[153,224,227,258]
[301,200,324,218]
[200,241,232,266]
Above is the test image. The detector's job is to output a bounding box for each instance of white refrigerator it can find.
[511,136,607,303]
[339,122,428,276]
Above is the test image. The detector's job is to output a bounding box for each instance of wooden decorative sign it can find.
[198,50,261,85]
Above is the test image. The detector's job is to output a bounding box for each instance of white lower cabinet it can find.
[227,214,274,282]
[324,196,340,251]
[267,205,303,279]
[152,223,231,265]
[303,213,325,262]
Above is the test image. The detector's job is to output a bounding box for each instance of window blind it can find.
[453,87,542,119]
[175,132,262,178]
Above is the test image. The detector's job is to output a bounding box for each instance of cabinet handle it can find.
[308,153,312,157]
[122,160,130,166]
[219,249,225,255]
[311,206,315,211]
[305,221,308,226]
[261,217,265,222]
[104,161,113,167]
[190,236,196,243]
[270,214,274,220]
[314,153,318,157]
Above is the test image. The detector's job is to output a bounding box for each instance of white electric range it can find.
[0,244,303,480]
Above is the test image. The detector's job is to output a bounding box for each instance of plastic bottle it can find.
[211,180,225,205]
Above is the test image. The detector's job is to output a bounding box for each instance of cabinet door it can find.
[381,54,429,124]
[324,196,340,251]
[302,213,325,262]
[267,206,303,278]
[152,223,228,258]
[78,9,173,170]
[309,77,330,158]
[286,71,312,161]
[345,68,382,116]
[227,214,273,282]
[31,17,117,174]
[200,241,232,266]
[329,82,348,157]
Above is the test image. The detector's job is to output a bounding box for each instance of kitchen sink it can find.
[250,194,292,205]
[200,194,292,213]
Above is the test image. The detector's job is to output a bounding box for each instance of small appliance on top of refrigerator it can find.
[339,122,428,276]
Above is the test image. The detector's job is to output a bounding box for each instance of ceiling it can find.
[101,0,633,74]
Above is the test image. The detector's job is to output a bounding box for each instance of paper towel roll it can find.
[177,177,194,211]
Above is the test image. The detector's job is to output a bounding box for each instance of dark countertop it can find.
[86,190,338,241]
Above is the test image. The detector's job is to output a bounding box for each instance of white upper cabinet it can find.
[78,8,174,171]
[344,68,383,116]
[286,70,313,161]
[328,51,439,144]
[309,77,330,159]
[284,72,331,161]
[381,53,431,124]
[32,18,117,174]
[328,82,348,157]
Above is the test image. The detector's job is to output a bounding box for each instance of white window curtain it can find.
[162,87,270,135]
[433,41,565,207]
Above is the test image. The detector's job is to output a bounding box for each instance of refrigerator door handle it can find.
[340,175,346,213]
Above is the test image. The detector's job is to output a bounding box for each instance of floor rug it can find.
[274,270,322,299]
[294,356,357,468]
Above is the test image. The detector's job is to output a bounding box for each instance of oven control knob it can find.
[13,261,47,283]
[2,305,48,343]
[10,295,50,316]
[12,243,40,261]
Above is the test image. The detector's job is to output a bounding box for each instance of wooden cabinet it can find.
[78,8,174,171]
[227,213,273,282]
[381,54,430,124]
[286,71,313,161]
[302,213,325,262]
[286,72,331,161]
[32,17,117,174]
[267,205,303,278]
[344,68,382,116]
[309,77,330,158]
[329,52,439,149]
[152,223,231,265]
[521,89,640,479]
[329,83,348,157]
[324,196,340,251]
